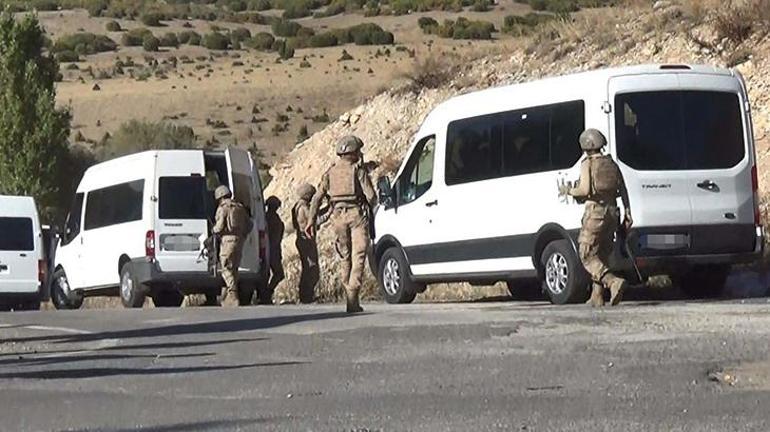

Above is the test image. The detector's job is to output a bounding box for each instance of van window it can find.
[615,91,745,170]
[399,136,436,205]
[62,193,84,245]
[84,180,144,230]
[0,217,33,251]
[159,177,208,220]
[445,100,585,185]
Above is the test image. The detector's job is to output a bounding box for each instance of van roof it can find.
[423,64,735,130]
[0,195,39,218]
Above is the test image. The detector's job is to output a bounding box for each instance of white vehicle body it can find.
[54,148,267,307]
[0,196,45,306]
[373,64,763,303]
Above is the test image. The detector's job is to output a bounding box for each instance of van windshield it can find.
[615,91,745,171]
[159,177,210,220]
[0,217,33,251]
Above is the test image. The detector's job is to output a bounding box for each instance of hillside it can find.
[265,0,770,303]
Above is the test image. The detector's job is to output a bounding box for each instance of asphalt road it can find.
[2,298,770,431]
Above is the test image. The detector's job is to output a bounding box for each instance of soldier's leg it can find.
[333,211,353,293]
[346,211,369,313]
[297,240,316,304]
[219,238,239,307]
[579,241,605,307]
[598,214,626,306]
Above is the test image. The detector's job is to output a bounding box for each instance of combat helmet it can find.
[579,129,607,151]
[296,183,316,200]
[214,185,232,200]
[336,135,364,156]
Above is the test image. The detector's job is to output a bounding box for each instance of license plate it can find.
[641,234,689,250]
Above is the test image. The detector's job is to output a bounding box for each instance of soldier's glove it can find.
[557,183,571,197]
[623,214,633,230]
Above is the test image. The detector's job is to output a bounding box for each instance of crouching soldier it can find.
[559,129,633,307]
[213,185,253,307]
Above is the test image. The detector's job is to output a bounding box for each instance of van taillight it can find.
[259,230,267,261]
[38,260,47,285]
[145,230,156,258]
[752,165,761,225]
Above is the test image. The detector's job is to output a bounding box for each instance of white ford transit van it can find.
[0,195,46,310]
[52,148,268,309]
[373,64,764,304]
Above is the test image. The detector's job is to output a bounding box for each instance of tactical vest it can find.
[328,161,362,204]
[588,155,621,201]
[223,200,252,237]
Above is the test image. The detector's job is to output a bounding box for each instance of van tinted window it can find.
[62,193,84,245]
[0,217,33,251]
[445,100,585,185]
[159,177,208,220]
[84,180,144,230]
[615,91,745,170]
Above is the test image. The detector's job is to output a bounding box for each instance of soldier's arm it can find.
[569,159,591,198]
[213,205,226,234]
[295,204,310,232]
[360,170,378,208]
[307,173,329,229]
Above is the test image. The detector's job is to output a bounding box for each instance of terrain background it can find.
[9,0,770,305]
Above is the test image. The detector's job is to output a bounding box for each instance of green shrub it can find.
[204,32,231,50]
[273,39,295,59]
[246,32,275,50]
[426,17,496,39]
[56,50,80,62]
[314,2,345,17]
[418,17,438,29]
[98,120,196,161]
[105,20,122,32]
[143,35,160,52]
[122,28,152,46]
[272,19,302,37]
[231,27,252,42]
[140,13,163,27]
[471,0,490,11]
[53,32,117,55]
[308,32,338,47]
[248,0,272,10]
[349,23,394,45]
[502,12,555,35]
[229,0,248,11]
[160,32,179,47]
[178,30,202,45]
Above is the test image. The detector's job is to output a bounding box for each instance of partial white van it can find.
[0,195,46,310]
[52,148,268,309]
[373,64,764,304]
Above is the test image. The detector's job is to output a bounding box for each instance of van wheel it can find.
[120,265,146,308]
[51,269,84,310]
[540,240,589,305]
[152,290,183,308]
[678,265,731,299]
[378,248,419,304]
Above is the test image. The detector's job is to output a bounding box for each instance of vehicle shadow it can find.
[67,418,282,432]
[0,352,215,367]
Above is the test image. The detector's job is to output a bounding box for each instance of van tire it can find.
[378,247,419,304]
[152,290,184,308]
[51,269,84,310]
[120,265,146,308]
[540,240,590,305]
[678,265,731,299]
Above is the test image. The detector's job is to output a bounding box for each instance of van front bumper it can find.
[128,259,263,295]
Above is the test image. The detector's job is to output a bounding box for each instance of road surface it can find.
[2,299,770,431]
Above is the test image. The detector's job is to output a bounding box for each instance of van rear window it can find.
[615,91,745,171]
[0,217,33,251]
[159,177,210,220]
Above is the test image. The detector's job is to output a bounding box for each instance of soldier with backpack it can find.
[213,185,253,307]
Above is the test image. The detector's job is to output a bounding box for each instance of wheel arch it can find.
[532,223,579,279]
[372,235,407,274]
[118,254,131,276]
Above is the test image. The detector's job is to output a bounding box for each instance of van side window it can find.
[399,136,436,205]
[84,180,145,231]
[445,100,585,185]
[62,193,84,245]
[0,217,33,251]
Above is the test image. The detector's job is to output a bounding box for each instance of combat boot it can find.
[585,283,605,308]
[221,289,240,308]
[608,279,626,306]
[346,290,363,314]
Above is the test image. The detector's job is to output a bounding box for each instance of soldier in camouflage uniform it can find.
[292,183,321,304]
[560,129,633,307]
[306,136,377,313]
[213,185,253,307]
[262,196,284,305]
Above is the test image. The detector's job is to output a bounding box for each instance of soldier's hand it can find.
[624,214,633,230]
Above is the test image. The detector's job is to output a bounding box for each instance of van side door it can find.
[225,147,260,273]
[55,193,86,289]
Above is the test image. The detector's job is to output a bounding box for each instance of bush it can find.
[338,49,354,61]
[471,0,490,11]
[122,28,152,46]
[426,17,495,39]
[273,39,295,59]
[204,32,231,50]
[143,35,160,52]
[178,30,202,45]
[105,20,122,32]
[55,50,81,62]
[160,32,179,47]
[246,32,275,50]
[502,12,554,35]
[98,120,196,161]
[231,27,252,42]
[230,0,248,11]
[418,17,439,30]
[53,32,117,55]
[248,0,272,10]
[272,19,303,37]
[308,32,338,47]
[140,13,163,27]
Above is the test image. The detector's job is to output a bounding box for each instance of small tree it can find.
[143,35,160,52]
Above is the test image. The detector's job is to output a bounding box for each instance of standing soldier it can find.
[292,183,320,304]
[262,196,284,305]
[306,135,377,314]
[213,185,253,307]
[559,129,633,307]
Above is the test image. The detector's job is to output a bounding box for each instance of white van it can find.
[373,64,764,304]
[52,148,268,309]
[0,196,46,310]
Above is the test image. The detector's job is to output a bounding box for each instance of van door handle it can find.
[697,180,719,192]
[425,200,438,207]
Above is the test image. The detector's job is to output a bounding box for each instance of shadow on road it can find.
[0,352,215,367]
[67,418,280,432]
[0,360,305,380]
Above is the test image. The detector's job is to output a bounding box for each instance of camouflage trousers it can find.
[578,202,624,289]
[296,237,319,304]
[332,206,369,299]
[220,236,244,294]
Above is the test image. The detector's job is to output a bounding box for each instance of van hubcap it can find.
[121,273,133,300]
[545,253,569,295]
[383,258,400,296]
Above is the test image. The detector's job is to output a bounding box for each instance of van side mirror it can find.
[377,176,394,208]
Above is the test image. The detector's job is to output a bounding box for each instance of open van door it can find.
[225,148,261,274]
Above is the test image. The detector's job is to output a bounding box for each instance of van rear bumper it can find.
[129,259,262,294]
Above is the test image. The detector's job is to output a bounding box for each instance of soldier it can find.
[306,135,377,314]
[213,185,253,307]
[262,196,284,305]
[559,129,633,307]
[292,183,320,304]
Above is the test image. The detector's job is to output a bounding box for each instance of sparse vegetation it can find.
[245,32,275,50]
[105,20,122,32]
[140,13,164,27]
[421,17,496,39]
[204,32,231,50]
[160,32,179,48]
[122,28,152,46]
[502,12,556,36]
[97,120,197,161]
[143,35,160,52]
[178,30,202,45]
[53,32,117,56]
